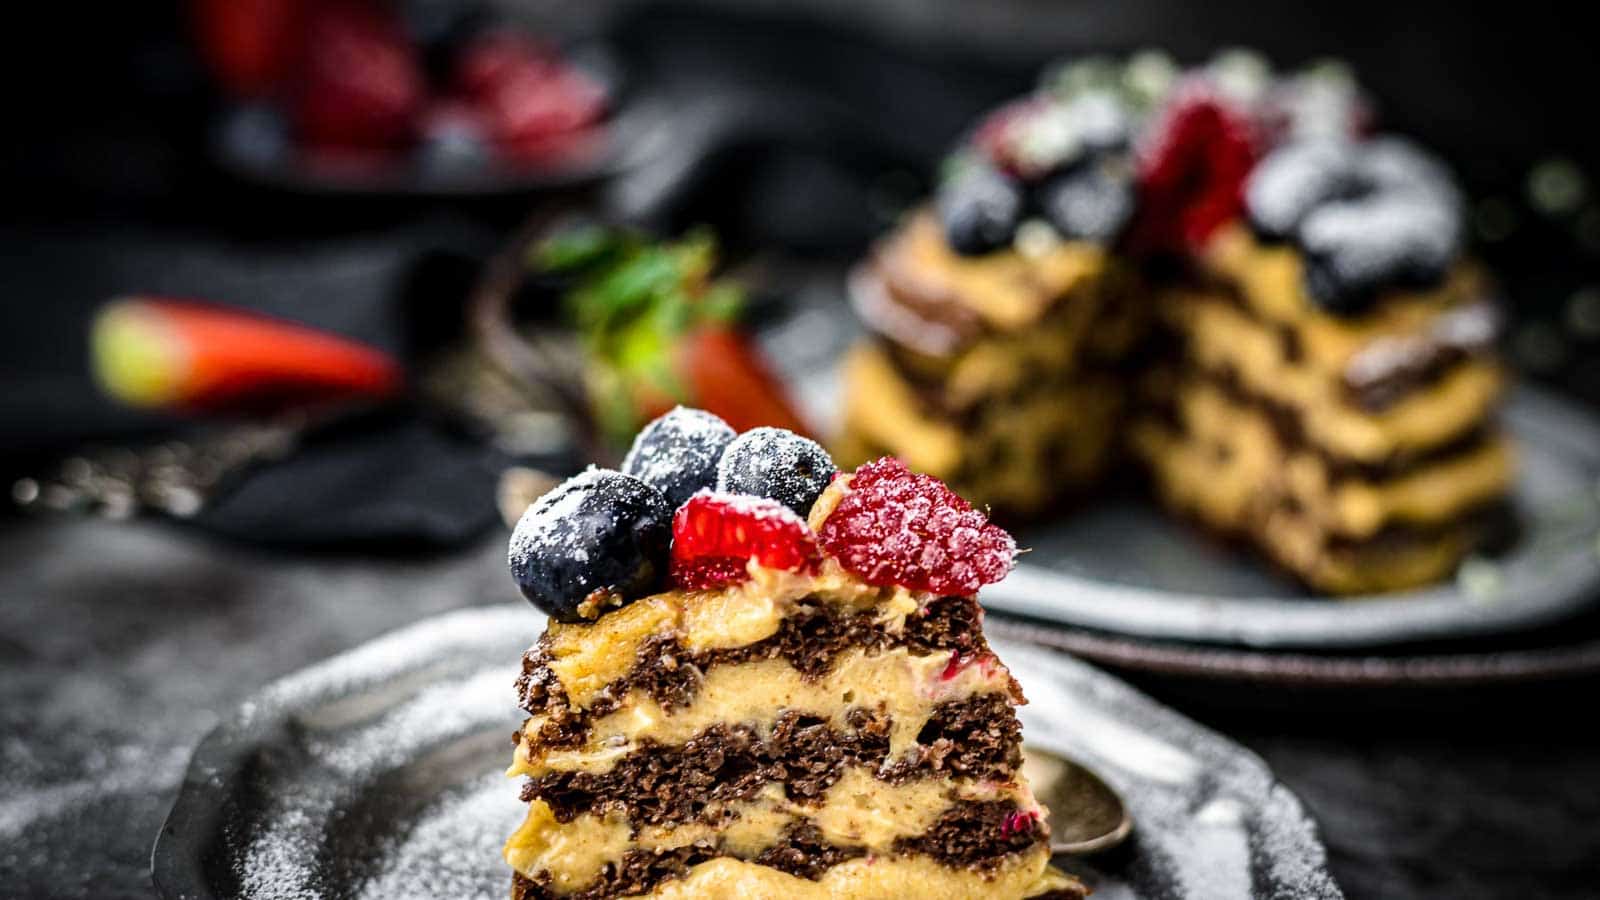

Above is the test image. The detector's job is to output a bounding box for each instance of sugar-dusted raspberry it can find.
[1130,80,1262,255]
[670,491,822,590]
[817,458,1016,595]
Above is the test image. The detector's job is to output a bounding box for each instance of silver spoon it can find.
[1022,746,1134,855]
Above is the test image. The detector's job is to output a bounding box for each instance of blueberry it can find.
[508,468,671,623]
[938,163,1024,256]
[1244,140,1360,241]
[1038,158,1135,242]
[1298,194,1460,314]
[1359,136,1460,207]
[716,427,836,517]
[621,406,737,510]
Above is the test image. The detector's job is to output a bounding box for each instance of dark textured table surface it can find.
[3,516,1598,900]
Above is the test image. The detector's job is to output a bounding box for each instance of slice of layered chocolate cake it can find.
[843,52,1513,594]
[840,211,1140,518]
[503,408,1083,899]
[1132,137,1512,593]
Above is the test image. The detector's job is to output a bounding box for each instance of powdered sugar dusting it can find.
[716,427,837,517]
[1244,134,1464,310]
[621,406,737,510]
[818,458,1016,594]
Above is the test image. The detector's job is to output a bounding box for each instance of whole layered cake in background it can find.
[502,408,1083,899]
[839,51,1513,594]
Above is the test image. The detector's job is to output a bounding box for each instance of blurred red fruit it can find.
[191,0,304,97]
[454,31,607,162]
[676,328,810,436]
[294,2,424,152]
[1130,82,1262,255]
[91,297,403,415]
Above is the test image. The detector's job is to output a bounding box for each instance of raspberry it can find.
[1130,81,1262,254]
[670,491,821,590]
[817,458,1016,595]
[1002,810,1041,836]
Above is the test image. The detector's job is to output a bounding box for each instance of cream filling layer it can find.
[629,850,1074,900]
[506,772,1034,890]
[543,563,928,711]
[840,342,1123,509]
[1168,286,1503,463]
[1161,378,1512,538]
[513,648,1013,778]
[1134,417,1483,593]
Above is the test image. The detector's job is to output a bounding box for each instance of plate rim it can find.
[151,604,1342,899]
[979,384,1600,651]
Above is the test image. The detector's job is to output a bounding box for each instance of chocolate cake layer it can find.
[1197,273,1500,413]
[516,594,989,753]
[510,799,1048,900]
[1173,362,1499,482]
[522,693,1023,827]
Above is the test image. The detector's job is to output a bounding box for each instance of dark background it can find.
[2,2,1598,899]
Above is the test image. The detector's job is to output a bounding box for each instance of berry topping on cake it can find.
[508,468,670,622]
[937,161,1025,256]
[670,491,822,589]
[1299,195,1461,314]
[1131,82,1262,254]
[1243,136,1464,313]
[1244,140,1359,240]
[716,427,837,517]
[1039,158,1137,242]
[621,406,737,509]
[817,457,1017,595]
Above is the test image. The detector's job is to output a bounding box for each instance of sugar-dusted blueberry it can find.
[508,468,670,623]
[938,162,1024,256]
[1298,194,1461,313]
[1038,158,1136,242]
[1244,140,1360,241]
[716,427,836,517]
[621,406,737,509]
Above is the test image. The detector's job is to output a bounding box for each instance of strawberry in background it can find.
[532,225,811,445]
[453,30,608,164]
[191,0,610,174]
[191,0,305,97]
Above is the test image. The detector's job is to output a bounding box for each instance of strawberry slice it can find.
[90,297,402,414]
[670,491,822,590]
[676,327,810,437]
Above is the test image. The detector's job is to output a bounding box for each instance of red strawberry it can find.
[676,327,811,436]
[817,458,1016,595]
[90,297,403,414]
[190,0,304,97]
[1129,80,1262,255]
[293,2,424,152]
[670,492,822,590]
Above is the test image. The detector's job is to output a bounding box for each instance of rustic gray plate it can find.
[152,605,1341,900]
